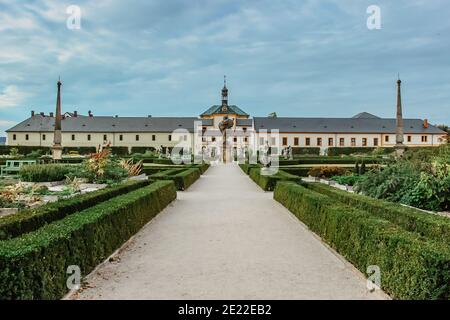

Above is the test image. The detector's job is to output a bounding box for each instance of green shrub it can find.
[327,147,392,156]
[294,157,380,165]
[0,180,176,300]
[19,164,78,182]
[292,147,320,155]
[278,167,311,177]
[274,181,450,299]
[355,150,450,212]
[0,180,150,240]
[153,158,176,165]
[110,146,129,156]
[130,147,155,154]
[150,168,201,190]
[249,168,301,191]
[239,163,260,174]
[306,182,450,244]
[0,146,51,156]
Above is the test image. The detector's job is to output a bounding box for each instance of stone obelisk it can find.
[394,78,406,157]
[52,79,63,160]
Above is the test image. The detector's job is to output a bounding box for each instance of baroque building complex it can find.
[6,78,447,158]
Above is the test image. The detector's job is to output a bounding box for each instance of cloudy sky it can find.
[0,0,449,135]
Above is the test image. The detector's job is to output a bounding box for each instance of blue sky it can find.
[0,0,449,136]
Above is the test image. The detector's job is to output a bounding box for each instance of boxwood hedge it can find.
[274,181,450,300]
[306,182,450,244]
[248,168,301,191]
[0,180,176,300]
[150,168,201,190]
[0,180,150,240]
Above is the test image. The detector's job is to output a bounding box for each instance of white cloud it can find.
[0,86,27,109]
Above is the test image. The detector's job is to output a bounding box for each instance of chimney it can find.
[31,110,35,117]
[88,110,93,117]
[40,112,45,116]
[148,115,152,118]
[74,110,78,117]
[423,119,429,128]
[50,112,54,117]
[115,115,118,118]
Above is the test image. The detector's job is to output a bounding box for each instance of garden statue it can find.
[157,145,163,158]
[261,141,271,168]
[218,116,234,162]
[288,145,293,160]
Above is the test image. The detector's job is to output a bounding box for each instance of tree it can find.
[268,112,277,118]
[360,161,366,175]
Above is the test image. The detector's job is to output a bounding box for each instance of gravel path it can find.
[70,164,387,300]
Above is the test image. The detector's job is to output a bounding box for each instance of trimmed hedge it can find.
[327,147,392,156]
[306,182,450,244]
[296,157,380,165]
[248,168,301,191]
[130,147,155,154]
[110,146,129,156]
[0,146,52,155]
[153,158,176,165]
[62,147,96,155]
[0,180,176,300]
[0,180,150,240]
[279,167,311,177]
[239,163,260,175]
[19,164,79,182]
[292,147,320,155]
[274,181,450,299]
[150,168,201,190]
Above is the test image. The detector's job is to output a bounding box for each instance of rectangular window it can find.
[259,137,264,145]
[168,135,172,141]
[25,134,29,141]
[317,137,322,146]
[42,134,46,141]
[103,134,107,141]
[152,134,156,141]
[374,138,378,146]
[212,137,216,142]
[351,138,356,146]
[13,134,16,140]
[421,135,428,142]
[119,135,123,141]
[87,134,91,141]
[328,138,333,146]
[233,137,237,143]
[407,135,412,142]
[244,137,248,142]
[339,138,345,146]
[305,137,310,146]
[271,137,276,145]
[282,137,288,146]
[136,135,139,141]
[385,135,389,142]
[71,134,75,141]
[294,137,299,146]
[362,138,367,146]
